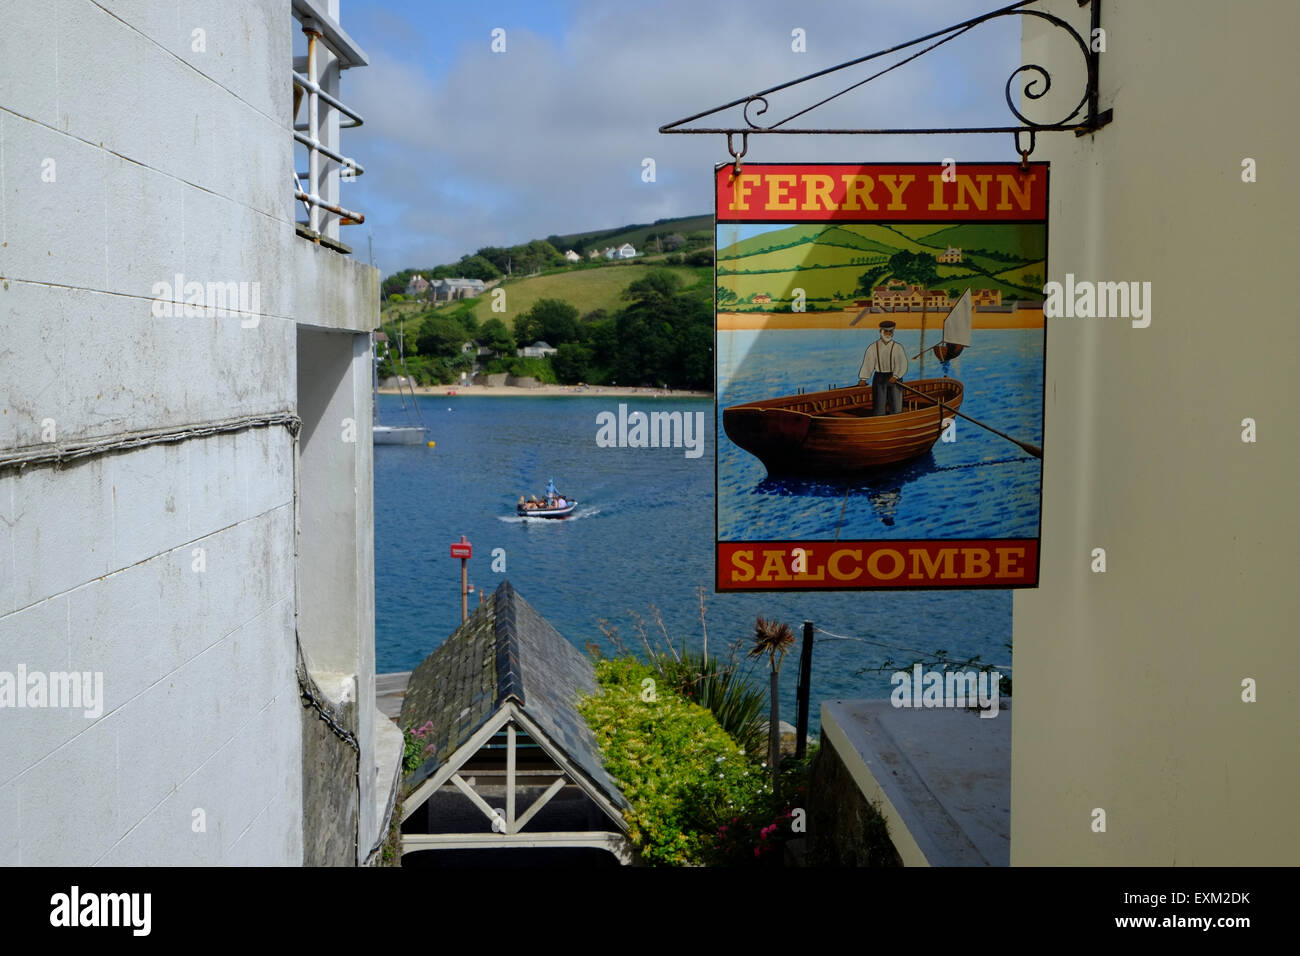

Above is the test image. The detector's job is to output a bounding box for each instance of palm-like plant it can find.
[749,616,795,784]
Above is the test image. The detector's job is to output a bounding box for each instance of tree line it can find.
[379,268,713,391]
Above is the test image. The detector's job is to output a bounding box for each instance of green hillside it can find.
[553,214,713,255]
[464,263,708,328]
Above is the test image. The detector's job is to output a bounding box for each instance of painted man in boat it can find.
[856,320,908,415]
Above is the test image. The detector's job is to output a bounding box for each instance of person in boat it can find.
[857,319,908,416]
[557,496,567,508]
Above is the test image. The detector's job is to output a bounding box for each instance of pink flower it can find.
[754,847,761,858]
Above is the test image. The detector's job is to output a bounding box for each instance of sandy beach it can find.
[378,383,712,398]
[718,307,1045,331]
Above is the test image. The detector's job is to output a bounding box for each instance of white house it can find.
[615,243,637,258]
[0,0,399,866]
[564,250,581,263]
[518,341,559,359]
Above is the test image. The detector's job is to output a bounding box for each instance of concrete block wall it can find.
[1,1,382,864]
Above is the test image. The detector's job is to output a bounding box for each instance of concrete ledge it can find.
[368,704,404,865]
[822,699,1010,866]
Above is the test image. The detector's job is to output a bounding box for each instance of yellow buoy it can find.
[427,440,436,448]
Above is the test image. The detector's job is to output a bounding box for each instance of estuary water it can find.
[375,392,1014,734]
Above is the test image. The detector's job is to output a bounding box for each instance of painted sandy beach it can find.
[718,307,1044,331]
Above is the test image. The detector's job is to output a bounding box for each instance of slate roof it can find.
[398,581,628,810]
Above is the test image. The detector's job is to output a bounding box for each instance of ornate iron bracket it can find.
[661,0,1113,167]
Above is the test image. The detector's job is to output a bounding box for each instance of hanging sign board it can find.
[714,162,1047,591]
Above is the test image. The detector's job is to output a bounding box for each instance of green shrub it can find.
[508,356,557,383]
[651,650,767,758]
[579,657,769,866]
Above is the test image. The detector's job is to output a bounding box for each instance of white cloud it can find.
[343,0,1069,272]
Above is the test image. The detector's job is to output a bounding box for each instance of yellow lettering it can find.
[995,547,1026,579]
[962,547,992,578]
[802,174,836,212]
[828,549,863,581]
[928,174,948,211]
[759,549,792,581]
[767,173,799,211]
[793,548,825,580]
[839,175,877,211]
[728,174,761,212]
[953,174,993,212]
[866,548,905,580]
[879,174,915,211]
[730,549,754,583]
[996,173,1035,211]
[910,548,959,580]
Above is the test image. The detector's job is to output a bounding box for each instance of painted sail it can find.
[942,289,973,347]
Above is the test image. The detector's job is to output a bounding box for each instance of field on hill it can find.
[467,263,708,328]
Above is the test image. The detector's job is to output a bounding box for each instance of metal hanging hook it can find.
[726,132,749,177]
[1014,128,1036,172]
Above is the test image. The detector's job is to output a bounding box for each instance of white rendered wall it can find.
[1012,0,1300,864]
[0,0,378,864]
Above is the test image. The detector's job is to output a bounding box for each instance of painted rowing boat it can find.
[722,377,962,477]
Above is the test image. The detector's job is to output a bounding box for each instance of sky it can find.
[328,0,1081,275]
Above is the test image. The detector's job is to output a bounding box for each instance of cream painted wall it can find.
[1013,0,1300,864]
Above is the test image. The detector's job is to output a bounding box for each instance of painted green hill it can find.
[914,223,1047,260]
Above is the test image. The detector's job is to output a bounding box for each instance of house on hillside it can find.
[431,277,486,301]
[564,250,581,263]
[587,249,602,260]
[518,341,558,359]
[406,274,431,296]
[615,243,637,258]
[937,246,963,263]
[753,293,772,304]
[602,246,617,259]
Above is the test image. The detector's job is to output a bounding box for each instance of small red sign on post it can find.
[450,536,472,559]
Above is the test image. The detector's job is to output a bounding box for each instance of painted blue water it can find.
[374,393,1014,734]
[717,328,1043,541]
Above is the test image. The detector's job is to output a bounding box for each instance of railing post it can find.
[305,29,321,240]
[795,620,814,759]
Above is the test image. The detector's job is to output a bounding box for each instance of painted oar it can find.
[893,378,1043,459]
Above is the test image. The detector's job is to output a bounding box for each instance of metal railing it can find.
[291,0,368,245]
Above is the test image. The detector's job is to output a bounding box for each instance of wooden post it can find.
[795,621,814,759]
[449,536,473,623]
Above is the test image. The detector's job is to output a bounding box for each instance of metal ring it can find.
[1014,128,1036,171]
[727,132,749,177]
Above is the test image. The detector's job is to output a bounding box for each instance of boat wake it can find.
[498,506,601,524]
